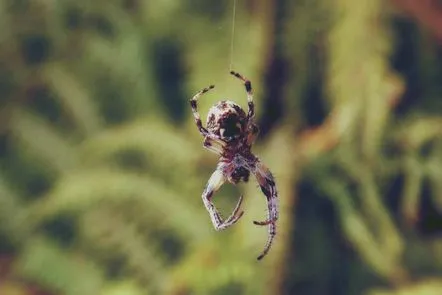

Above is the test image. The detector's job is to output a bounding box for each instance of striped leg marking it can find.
[230,71,254,119]
[190,85,215,136]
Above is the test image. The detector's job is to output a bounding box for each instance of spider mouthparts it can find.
[209,85,215,89]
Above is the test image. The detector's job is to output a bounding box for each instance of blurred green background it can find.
[0,0,441,294]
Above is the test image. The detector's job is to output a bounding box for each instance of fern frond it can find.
[32,169,211,243]
[14,237,105,295]
[10,109,78,174]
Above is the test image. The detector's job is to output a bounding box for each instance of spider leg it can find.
[253,161,278,225]
[203,135,226,155]
[230,71,254,119]
[246,123,260,146]
[253,161,278,260]
[190,85,215,136]
[257,219,276,260]
[202,168,244,231]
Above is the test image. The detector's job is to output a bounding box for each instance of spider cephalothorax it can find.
[206,100,247,141]
[189,71,278,260]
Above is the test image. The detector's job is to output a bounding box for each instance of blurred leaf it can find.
[101,280,147,295]
[80,207,166,292]
[367,279,442,295]
[316,175,406,282]
[80,118,200,177]
[394,117,442,150]
[32,169,211,243]
[44,63,103,137]
[401,152,423,226]
[167,238,253,295]
[0,282,28,295]
[336,151,404,265]
[0,176,29,242]
[14,237,105,295]
[425,159,442,213]
[10,109,78,174]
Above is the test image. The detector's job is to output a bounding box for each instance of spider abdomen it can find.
[230,166,250,183]
[206,100,247,140]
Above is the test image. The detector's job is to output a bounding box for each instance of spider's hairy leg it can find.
[202,168,244,231]
[253,161,279,225]
[230,71,254,119]
[203,135,226,155]
[257,219,276,261]
[246,123,260,146]
[190,85,215,136]
[253,161,278,260]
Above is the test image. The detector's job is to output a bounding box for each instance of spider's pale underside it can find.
[189,71,278,260]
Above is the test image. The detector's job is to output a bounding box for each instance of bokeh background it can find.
[0,0,442,294]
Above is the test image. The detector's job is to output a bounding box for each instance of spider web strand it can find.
[229,0,237,71]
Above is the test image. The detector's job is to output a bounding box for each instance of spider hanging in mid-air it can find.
[189,71,278,260]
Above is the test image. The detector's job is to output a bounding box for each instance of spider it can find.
[189,71,278,260]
